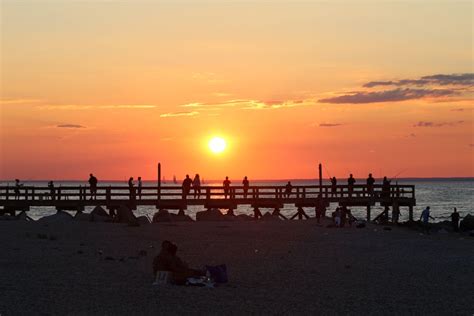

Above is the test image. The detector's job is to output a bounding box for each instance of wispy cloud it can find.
[160,111,199,118]
[413,120,465,127]
[0,98,42,105]
[38,104,157,110]
[57,124,85,129]
[364,73,474,88]
[181,99,310,111]
[319,123,343,127]
[319,88,456,104]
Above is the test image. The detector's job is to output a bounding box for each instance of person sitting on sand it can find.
[333,207,341,227]
[451,208,460,232]
[152,240,204,285]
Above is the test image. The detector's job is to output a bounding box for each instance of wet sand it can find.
[0,220,473,315]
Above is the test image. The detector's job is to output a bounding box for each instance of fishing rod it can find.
[389,169,407,182]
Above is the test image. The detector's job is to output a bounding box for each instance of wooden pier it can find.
[0,183,416,221]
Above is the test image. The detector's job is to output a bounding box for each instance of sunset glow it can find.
[0,1,473,180]
[209,137,227,154]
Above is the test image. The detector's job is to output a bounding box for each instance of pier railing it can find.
[0,184,414,202]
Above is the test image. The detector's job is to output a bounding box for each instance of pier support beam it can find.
[367,205,371,222]
[408,206,414,222]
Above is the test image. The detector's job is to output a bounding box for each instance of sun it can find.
[208,137,227,154]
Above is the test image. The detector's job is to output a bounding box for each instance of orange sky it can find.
[1,1,473,180]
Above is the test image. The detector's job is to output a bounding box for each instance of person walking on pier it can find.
[366,173,375,197]
[223,176,231,199]
[88,174,98,200]
[182,175,192,199]
[382,176,391,198]
[284,181,293,198]
[137,177,142,200]
[348,174,356,197]
[192,174,201,199]
[451,208,460,232]
[242,176,249,198]
[330,177,337,197]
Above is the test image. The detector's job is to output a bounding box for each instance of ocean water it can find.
[1,179,472,222]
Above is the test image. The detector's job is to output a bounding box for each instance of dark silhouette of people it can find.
[382,176,391,198]
[242,176,249,198]
[14,179,23,200]
[48,181,55,200]
[347,174,356,197]
[420,206,434,234]
[192,174,201,199]
[88,174,98,200]
[340,206,348,227]
[182,175,192,199]
[284,181,293,198]
[128,177,134,188]
[330,177,337,197]
[333,207,341,227]
[137,176,142,199]
[451,208,460,232]
[128,177,136,201]
[366,173,375,197]
[223,176,231,199]
[152,240,205,285]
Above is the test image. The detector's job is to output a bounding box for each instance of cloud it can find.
[160,111,199,118]
[413,120,465,127]
[38,104,157,110]
[319,123,343,127]
[318,88,456,104]
[0,98,42,105]
[406,133,416,138]
[364,73,474,88]
[57,124,85,129]
[181,99,309,111]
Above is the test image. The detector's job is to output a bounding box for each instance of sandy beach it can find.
[1,219,473,315]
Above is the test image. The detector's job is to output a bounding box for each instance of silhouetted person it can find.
[451,208,460,232]
[182,175,192,199]
[242,176,249,198]
[347,208,356,227]
[192,174,201,199]
[88,174,98,200]
[333,207,341,227]
[48,181,55,200]
[284,181,293,198]
[14,179,22,200]
[366,173,375,197]
[223,176,231,199]
[330,177,337,197]
[348,174,356,197]
[340,206,348,227]
[137,177,142,199]
[152,240,204,285]
[128,177,136,201]
[382,176,391,198]
[420,206,434,234]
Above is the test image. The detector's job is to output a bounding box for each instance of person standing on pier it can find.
[128,177,136,201]
[48,181,55,200]
[242,176,249,198]
[284,181,293,198]
[347,174,356,197]
[137,177,142,200]
[366,173,375,197]
[223,176,231,199]
[182,175,192,199]
[88,174,98,200]
[14,179,22,200]
[451,208,460,232]
[382,176,391,198]
[192,174,201,199]
[330,177,337,197]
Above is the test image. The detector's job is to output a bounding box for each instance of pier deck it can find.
[0,183,416,221]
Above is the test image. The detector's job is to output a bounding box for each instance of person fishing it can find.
[366,173,375,197]
[347,174,356,197]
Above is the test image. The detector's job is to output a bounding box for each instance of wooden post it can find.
[319,163,322,194]
[367,205,371,221]
[408,205,413,222]
[157,163,161,201]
